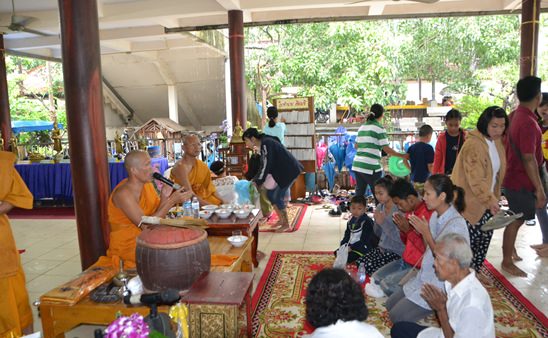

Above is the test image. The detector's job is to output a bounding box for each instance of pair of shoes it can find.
[481,210,523,232]
[339,201,350,212]
[329,207,342,216]
[365,281,386,298]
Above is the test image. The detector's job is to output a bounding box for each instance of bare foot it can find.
[274,226,289,233]
[535,246,548,257]
[530,243,546,250]
[501,262,527,277]
[512,250,523,262]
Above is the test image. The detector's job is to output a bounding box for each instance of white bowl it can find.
[220,204,234,211]
[227,235,248,248]
[199,210,213,220]
[234,209,250,219]
[215,208,232,219]
[241,204,255,210]
[202,205,218,211]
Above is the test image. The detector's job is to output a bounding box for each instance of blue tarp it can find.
[11,121,63,134]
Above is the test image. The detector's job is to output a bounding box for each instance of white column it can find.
[224,58,233,136]
[168,85,179,123]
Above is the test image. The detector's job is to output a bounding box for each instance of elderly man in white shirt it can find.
[391,233,495,338]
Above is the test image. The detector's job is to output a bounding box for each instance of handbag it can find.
[333,243,349,269]
[398,216,462,286]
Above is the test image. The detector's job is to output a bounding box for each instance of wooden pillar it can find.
[0,35,11,151]
[58,0,109,269]
[228,10,246,129]
[519,0,540,78]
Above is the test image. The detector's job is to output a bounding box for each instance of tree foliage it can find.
[245,15,526,110]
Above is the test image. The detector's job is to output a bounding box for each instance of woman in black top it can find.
[243,128,303,231]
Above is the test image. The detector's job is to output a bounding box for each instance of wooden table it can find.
[206,210,262,267]
[182,272,253,338]
[39,236,254,338]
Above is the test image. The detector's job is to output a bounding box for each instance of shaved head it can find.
[124,150,149,172]
[183,133,200,145]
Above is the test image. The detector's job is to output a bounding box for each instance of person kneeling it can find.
[335,195,378,264]
[391,233,495,338]
[305,268,383,338]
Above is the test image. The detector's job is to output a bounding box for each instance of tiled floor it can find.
[11,205,547,337]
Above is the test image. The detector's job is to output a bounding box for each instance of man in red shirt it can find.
[502,76,545,277]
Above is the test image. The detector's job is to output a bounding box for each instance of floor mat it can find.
[259,204,307,233]
[251,251,548,337]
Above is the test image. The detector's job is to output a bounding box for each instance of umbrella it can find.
[322,161,336,191]
[329,143,346,172]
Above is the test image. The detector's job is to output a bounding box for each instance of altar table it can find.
[39,236,253,338]
[14,158,168,201]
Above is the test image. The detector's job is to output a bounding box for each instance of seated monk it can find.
[171,134,222,206]
[0,151,34,336]
[95,150,191,269]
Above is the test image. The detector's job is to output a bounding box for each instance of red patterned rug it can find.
[251,251,548,338]
[259,204,307,233]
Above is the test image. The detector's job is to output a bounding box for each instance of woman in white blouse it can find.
[451,106,508,271]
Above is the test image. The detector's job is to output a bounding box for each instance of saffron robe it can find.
[172,160,221,205]
[0,151,33,337]
[95,180,160,269]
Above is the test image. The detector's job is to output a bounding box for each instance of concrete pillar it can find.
[58,0,109,269]
[168,85,179,124]
[519,0,540,78]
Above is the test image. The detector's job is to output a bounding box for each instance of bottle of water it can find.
[191,196,200,218]
[183,200,192,217]
[358,262,366,285]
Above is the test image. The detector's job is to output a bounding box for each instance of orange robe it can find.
[0,151,33,337]
[95,180,160,269]
[172,160,221,205]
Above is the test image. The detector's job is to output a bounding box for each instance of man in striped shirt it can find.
[352,104,408,198]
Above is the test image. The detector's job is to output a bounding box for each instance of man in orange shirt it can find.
[0,151,34,337]
[96,150,191,269]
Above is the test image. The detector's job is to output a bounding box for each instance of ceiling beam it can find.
[216,0,241,11]
[369,4,385,16]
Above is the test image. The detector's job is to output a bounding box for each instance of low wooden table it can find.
[206,210,262,267]
[39,236,254,338]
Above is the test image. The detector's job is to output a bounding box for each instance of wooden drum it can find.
[136,225,211,291]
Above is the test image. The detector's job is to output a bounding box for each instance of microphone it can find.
[124,289,181,306]
[152,172,181,190]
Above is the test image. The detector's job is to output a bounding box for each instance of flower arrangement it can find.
[104,313,150,338]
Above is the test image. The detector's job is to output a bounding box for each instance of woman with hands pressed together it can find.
[386,175,469,324]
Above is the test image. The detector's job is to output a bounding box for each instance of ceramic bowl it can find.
[220,204,234,211]
[199,210,213,220]
[234,209,250,219]
[215,208,232,219]
[227,235,248,248]
[202,205,218,211]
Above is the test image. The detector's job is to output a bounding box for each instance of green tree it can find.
[398,15,520,97]
[245,22,407,111]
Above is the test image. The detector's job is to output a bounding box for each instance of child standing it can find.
[357,176,405,275]
[336,195,378,264]
[406,124,434,183]
[433,109,466,175]
[366,179,433,298]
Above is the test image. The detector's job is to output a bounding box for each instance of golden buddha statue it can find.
[114,131,124,154]
[52,122,62,153]
[9,136,18,157]
[231,122,244,143]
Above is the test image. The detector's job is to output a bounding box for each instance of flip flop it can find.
[481,210,523,232]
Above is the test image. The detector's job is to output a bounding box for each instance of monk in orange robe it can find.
[171,134,222,206]
[95,150,191,269]
[0,151,34,337]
